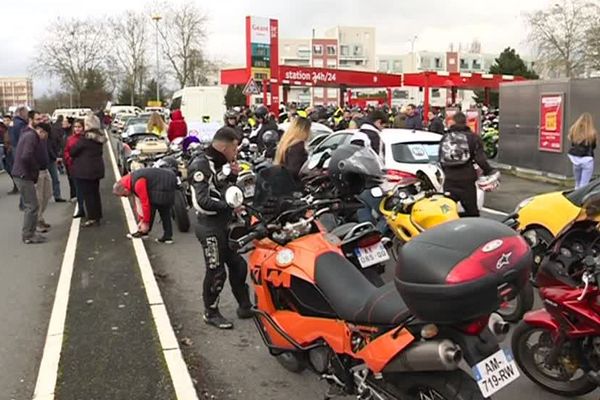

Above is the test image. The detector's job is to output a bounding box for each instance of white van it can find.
[170,86,225,125]
[109,105,143,117]
[51,108,92,122]
[170,86,226,143]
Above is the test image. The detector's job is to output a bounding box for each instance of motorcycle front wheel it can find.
[173,190,191,233]
[385,370,485,400]
[512,321,597,396]
[497,281,534,322]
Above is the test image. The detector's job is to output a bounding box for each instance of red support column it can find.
[423,74,430,125]
[386,88,392,107]
[262,79,268,106]
[347,89,353,107]
[282,86,289,105]
[484,88,490,106]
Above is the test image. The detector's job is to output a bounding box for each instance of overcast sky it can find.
[1,0,551,96]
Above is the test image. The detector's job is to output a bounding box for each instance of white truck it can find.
[170,86,226,143]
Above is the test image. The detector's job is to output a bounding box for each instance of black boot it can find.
[203,309,233,329]
[232,284,253,319]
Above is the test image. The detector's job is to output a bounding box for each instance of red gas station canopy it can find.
[220,66,402,88]
[221,68,524,91]
[403,71,525,89]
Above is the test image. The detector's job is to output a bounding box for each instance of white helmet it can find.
[477,171,500,192]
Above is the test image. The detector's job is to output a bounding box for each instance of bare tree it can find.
[527,0,598,77]
[110,11,148,106]
[32,17,108,105]
[586,12,600,73]
[157,1,208,88]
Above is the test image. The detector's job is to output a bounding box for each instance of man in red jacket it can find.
[167,110,187,142]
[113,165,178,243]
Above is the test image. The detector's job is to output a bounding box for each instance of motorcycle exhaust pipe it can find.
[384,340,462,373]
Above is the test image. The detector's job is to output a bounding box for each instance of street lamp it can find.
[152,14,162,104]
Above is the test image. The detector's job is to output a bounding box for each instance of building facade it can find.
[0,77,34,111]
[378,50,535,108]
[278,26,376,106]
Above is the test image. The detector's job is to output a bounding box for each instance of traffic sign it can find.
[243,78,260,95]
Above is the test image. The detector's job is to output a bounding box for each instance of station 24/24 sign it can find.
[539,93,564,153]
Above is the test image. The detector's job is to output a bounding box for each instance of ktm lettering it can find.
[265,269,290,288]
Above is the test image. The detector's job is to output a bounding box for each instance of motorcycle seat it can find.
[315,252,411,325]
[329,223,357,239]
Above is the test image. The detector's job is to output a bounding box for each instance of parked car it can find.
[278,121,333,152]
[305,129,444,192]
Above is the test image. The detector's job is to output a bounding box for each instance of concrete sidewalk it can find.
[0,174,72,400]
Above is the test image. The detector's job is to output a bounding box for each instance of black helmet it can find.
[327,144,383,196]
[155,156,178,174]
[224,109,239,120]
[261,130,279,147]
[255,105,269,120]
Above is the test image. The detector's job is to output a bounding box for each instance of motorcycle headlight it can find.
[514,197,533,213]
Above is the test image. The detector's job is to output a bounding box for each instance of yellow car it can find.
[514,179,600,264]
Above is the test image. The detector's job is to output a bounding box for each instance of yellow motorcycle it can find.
[379,181,459,259]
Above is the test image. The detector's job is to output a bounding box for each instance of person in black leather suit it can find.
[187,127,252,329]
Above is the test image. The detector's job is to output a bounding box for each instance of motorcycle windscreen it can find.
[551,189,600,250]
[253,165,301,214]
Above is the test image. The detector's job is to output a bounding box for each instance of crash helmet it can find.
[254,105,269,120]
[155,156,178,174]
[182,136,201,153]
[261,130,279,148]
[327,144,384,196]
[224,109,239,121]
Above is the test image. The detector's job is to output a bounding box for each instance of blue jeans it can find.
[47,161,62,199]
[569,155,594,189]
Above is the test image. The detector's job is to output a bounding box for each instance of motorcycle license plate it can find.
[472,348,520,398]
[354,242,389,268]
[243,185,255,198]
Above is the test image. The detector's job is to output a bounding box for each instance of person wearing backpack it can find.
[439,112,495,217]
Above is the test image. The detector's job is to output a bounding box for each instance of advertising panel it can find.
[539,93,564,153]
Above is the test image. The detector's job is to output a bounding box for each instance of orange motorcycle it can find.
[226,184,531,400]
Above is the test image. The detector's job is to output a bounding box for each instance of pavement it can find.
[0,175,71,400]
[1,147,598,400]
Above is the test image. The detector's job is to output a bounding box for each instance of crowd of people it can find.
[1,99,597,330]
[0,108,106,243]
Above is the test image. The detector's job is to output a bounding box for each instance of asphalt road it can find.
[0,172,72,400]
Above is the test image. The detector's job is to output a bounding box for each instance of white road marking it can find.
[482,207,509,217]
[105,132,199,400]
[32,219,80,399]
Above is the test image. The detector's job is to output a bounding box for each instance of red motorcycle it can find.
[512,192,600,397]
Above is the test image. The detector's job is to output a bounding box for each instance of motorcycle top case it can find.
[394,218,531,323]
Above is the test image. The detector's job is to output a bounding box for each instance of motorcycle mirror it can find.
[222,164,232,177]
[581,190,600,217]
[225,186,244,209]
[370,187,384,198]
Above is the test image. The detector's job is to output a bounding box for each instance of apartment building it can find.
[278,26,376,105]
[0,77,34,111]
